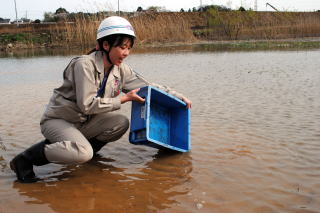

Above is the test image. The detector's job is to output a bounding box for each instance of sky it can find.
[1,0,320,21]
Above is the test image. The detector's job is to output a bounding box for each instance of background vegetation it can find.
[1,9,320,51]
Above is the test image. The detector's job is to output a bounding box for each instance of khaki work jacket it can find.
[40,51,184,124]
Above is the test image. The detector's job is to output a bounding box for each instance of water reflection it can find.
[0,45,199,58]
[12,150,193,213]
[2,42,320,58]
[0,47,86,58]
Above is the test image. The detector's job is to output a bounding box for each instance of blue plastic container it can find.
[129,86,190,152]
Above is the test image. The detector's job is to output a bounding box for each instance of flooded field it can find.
[0,46,320,213]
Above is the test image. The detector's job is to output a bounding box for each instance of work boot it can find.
[10,139,50,183]
[89,138,108,154]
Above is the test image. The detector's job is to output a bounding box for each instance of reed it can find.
[64,13,103,47]
[62,12,197,47]
[129,12,197,44]
[1,11,320,50]
[205,11,320,40]
[46,12,197,49]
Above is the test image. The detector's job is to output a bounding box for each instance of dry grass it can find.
[63,12,197,47]
[1,11,320,49]
[205,11,320,40]
[130,13,197,44]
[64,14,103,47]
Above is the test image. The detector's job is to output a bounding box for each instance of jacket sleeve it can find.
[73,58,121,115]
[122,65,186,101]
[121,66,149,93]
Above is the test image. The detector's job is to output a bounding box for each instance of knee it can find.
[117,115,129,133]
[96,115,129,142]
[44,140,94,164]
[72,142,93,164]
[105,114,129,134]
[111,115,129,137]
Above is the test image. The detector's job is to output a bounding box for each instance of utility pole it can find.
[254,0,258,11]
[13,0,18,26]
[118,0,120,16]
[200,0,202,11]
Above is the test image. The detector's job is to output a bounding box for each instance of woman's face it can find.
[104,38,132,66]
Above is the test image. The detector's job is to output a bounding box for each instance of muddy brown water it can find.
[0,47,320,213]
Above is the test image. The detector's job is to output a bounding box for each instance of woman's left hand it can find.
[182,97,192,109]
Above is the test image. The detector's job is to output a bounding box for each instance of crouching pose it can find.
[10,16,192,183]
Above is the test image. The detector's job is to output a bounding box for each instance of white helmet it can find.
[97,16,135,40]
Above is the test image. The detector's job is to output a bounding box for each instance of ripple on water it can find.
[1,50,320,212]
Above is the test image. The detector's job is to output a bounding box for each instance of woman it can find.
[10,16,192,183]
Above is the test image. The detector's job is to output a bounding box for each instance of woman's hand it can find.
[121,88,145,104]
[182,97,192,109]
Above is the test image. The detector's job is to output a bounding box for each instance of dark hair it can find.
[87,34,135,55]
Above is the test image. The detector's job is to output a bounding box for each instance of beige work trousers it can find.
[40,112,129,164]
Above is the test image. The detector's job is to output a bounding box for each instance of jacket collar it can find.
[93,51,120,78]
[92,51,104,74]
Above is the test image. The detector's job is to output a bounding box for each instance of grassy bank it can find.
[1,11,320,51]
[203,11,320,40]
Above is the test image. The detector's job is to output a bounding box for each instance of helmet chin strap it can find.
[102,47,113,65]
[98,41,112,66]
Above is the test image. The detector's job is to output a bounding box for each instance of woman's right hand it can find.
[120,88,145,104]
